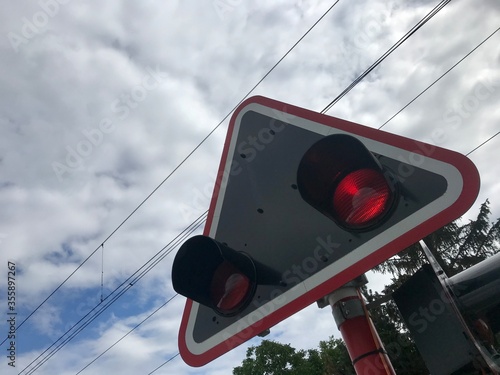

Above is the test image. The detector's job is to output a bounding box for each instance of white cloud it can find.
[1,0,499,374]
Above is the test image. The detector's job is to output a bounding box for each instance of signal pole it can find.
[319,276,396,375]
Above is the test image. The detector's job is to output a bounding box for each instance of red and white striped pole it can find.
[321,278,396,375]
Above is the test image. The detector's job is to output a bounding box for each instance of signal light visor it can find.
[172,235,257,317]
[297,134,397,231]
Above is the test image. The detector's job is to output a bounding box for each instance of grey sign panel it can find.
[193,110,447,342]
[176,96,479,367]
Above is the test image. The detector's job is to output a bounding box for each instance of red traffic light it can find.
[211,261,252,315]
[297,134,397,230]
[333,168,392,227]
[172,235,257,316]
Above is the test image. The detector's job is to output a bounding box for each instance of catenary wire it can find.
[74,294,179,375]
[467,131,500,156]
[22,216,203,375]
[16,1,346,372]
[23,3,500,374]
[20,212,207,375]
[147,353,180,375]
[320,0,451,114]
[83,2,500,374]
[48,3,353,373]
[52,20,500,375]
[21,214,204,375]
[378,26,500,130]
[142,21,500,375]
[0,0,342,349]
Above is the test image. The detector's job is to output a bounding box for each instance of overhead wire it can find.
[146,353,180,375]
[22,1,500,373]
[74,294,179,375]
[82,1,500,374]
[0,0,342,349]
[141,11,500,375]
[20,2,347,374]
[467,130,500,156]
[20,212,207,375]
[376,25,500,155]
[320,0,452,114]
[378,26,500,130]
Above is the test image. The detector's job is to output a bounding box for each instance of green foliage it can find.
[233,340,322,375]
[363,288,427,374]
[318,338,354,375]
[373,200,500,277]
[232,338,354,375]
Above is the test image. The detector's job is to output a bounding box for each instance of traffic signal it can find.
[172,96,480,366]
[172,235,281,316]
[393,251,500,374]
[172,236,257,316]
[297,134,398,231]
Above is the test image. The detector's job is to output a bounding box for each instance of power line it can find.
[0,243,103,346]
[0,1,342,348]
[376,25,500,156]
[22,213,205,375]
[20,212,207,375]
[80,2,478,373]
[378,26,500,130]
[15,2,346,373]
[21,3,351,373]
[74,294,179,375]
[467,131,500,156]
[321,0,452,114]
[19,2,500,374]
[54,21,500,375]
[142,20,500,375]
[146,353,180,375]
[21,220,200,375]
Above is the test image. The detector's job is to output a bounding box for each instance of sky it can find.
[0,0,499,374]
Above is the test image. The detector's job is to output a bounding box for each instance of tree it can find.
[233,337,354,375]
[318,338,355,375]
[232,340,323,375]
[363,288,427,374]
[373,199,500,277]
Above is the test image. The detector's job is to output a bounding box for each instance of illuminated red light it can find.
[297,134,398,231]
[210,261,251,314]
[333,168,392,228]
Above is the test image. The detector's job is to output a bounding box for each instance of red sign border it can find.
[178,95,480,366]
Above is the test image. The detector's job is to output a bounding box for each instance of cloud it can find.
[0,0,499,374]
